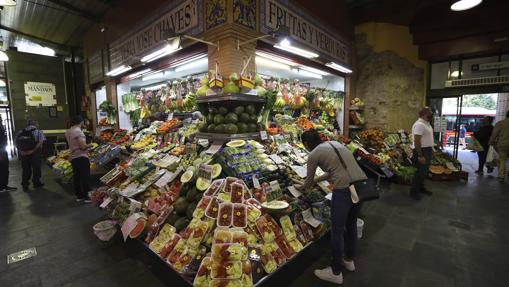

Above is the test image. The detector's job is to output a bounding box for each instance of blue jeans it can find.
[410,147,432,194]
[330,188,361,275]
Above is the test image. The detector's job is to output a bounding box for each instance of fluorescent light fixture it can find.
[142,72,164,81]
[16,40,55,56]
[170,54,207,69]
[143,83,167,91]
[106,65,132,76]
[292,68,323,79]
[299,66,329,76]
[325,62,352,74]
[0,51,8,62]
[255,56,290,70]
[173,56,208,72]
[451,0,482,11]
[450,70,463,78]
[140,42,181,63]
[255,51,295,66]
[0,0,16,6]
[128,68,151,79]
[0,79,5,87]
[274,38,319,58]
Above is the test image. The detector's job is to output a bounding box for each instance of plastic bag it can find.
[486,146,498,166]
[467,138,484,152]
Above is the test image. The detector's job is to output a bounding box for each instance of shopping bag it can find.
[466,138,484,152]
[486,146,498,167]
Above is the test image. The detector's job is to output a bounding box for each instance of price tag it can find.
[291,165,307,178]
[154,171,175,188]
[260,131,268,140]
[269,154,285,165]
[252,175,261,189]
[99,197,113,208]
[288,185,302,198]
[128,198,142,215]
[269,180,281,192]
[167,113,174,120]
[198,164,213,182]
[121,213,143,241]
[205,143,223,155]
[198,139,209,147]
[315,167,326,177]
[302,209,321,228]
[325,193,332,201]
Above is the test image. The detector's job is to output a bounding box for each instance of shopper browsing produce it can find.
[410,107,434,200]
[473,116,494,174]
[296,129,367,285]
[17,119,45,189]
[65,115,92,202]
[489,110,509,182]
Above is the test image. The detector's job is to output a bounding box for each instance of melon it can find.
[129,218,146,238]
[261,200,289,210]
[211,164,222,179]
[180,170,194,183]
[196,177,211,191]
[226,140,246,148]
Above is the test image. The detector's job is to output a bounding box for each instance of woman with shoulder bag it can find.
[295,129,368,285]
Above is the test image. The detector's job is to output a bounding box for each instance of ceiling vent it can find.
[445,75,509,87]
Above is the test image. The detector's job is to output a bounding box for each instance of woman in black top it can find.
[473,116,494,174]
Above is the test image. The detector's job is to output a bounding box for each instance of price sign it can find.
[121,213,143,241]
[99,197,113,208]
[198,139,209,147]
[167,113,174,120]
[302,209,321,228]
[269,154,285,165]
[198,164,213,182]
[264,185,283,202]
[260,131,268,140]
[252,175,261,189]
[288,185,302,198]
[205,142,223,155]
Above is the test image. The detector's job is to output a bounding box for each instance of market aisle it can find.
[1,161,508,287]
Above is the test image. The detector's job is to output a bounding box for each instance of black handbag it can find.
[329,143,380,202]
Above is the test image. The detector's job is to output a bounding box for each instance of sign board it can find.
[24,82,57,107]
[88,51,103,84]
[471,61,509,71]
[109,0,203,68]
[433,116,447,133]
[260,0,349,65]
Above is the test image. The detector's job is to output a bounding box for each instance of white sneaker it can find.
[314,266,343,285]
[343,260,356,271]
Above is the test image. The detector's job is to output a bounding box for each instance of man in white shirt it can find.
[410,107,434,200]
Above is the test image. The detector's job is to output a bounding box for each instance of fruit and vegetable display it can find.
[99,100,118,125]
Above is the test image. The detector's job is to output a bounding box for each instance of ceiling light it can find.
[142,83,167,91]
[169,54,208,69]
[16,41,55,56]
[0,79,6,87]
[175,58,208,72]
[0,51,8,62]
[0,0,16,6]
[291,68,323,79]
[128,68,151,79]
[325,62,353,74]
[299,66,329,76]
[106,65,132,76]
[142,72,164,81]
[450,0,482,11]
[140,41,181,63]
[274,38,319,58]
[255,51,295,66]
[255,56,290,70]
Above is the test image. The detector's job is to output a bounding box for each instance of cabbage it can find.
[229,73,239,81]
[255,85,266,96]
[223,82,240,94]
[200,75,209,86]
[253,74,263,86]
[197,86,209,97]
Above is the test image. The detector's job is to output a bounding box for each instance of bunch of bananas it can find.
[289,95,308,109]
[320,98,335,117]
[131,135,155,150]
[274,93,286,111]
[182,92,196,112]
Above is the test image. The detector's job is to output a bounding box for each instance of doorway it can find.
[429,94,498,172]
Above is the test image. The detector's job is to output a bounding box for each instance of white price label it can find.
[302,209,322,228]
[260,131,268,140]
[121,213,143,241]
[269,154,285,165]
[99,197,113,208]
[205,143,223,155]
[288,185,302,198]
[167,113,174,120]
[252,175,261,189]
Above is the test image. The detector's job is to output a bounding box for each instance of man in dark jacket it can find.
[0,115,16,192]
[17,119,45,189]
[473,116,494,175]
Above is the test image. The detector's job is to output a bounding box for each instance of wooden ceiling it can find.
[346,0,509,60]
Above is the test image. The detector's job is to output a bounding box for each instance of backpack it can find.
[16,128,37,151]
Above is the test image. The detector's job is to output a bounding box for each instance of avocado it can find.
[218,106,228,115]
[225,123,238,134]
[246,104,256,115]
[175,197,189,215]
[207,124,217,133]
[174,217,190,232]
[186,187,198,202]
[214,124,225,133]
[213,114,225,125]
[233,106,245,115]
[225,113,239,124]
[166,211,180,226]
[237,122,248,133]
[186,202,198,220]
[248,123,258,133]
[239,112,250,123]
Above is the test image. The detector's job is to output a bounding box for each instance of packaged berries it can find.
[275,236,296,259]
[211,261,242,279]
[232,204,247,228]
[206,197,220,219]
[193,256,212,287]
[159,233,181,259]
[217,203,233,227]
[241,260,253,287]
[231,183,244,204]
[205,179,224,196]
[211,243,244,262]
[193,196,212,219]
[213,228,233,244]
[264,214,283,237]
[255,216,276,243]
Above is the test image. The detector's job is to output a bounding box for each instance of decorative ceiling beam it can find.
[45,0,98,21]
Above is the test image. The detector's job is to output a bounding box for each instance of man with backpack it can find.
[16,119,45,189]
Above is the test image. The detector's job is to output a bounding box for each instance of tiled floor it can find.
[1,159,508,287]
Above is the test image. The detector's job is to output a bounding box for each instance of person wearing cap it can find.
[65,115,91,202]
[17,119,45,189]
